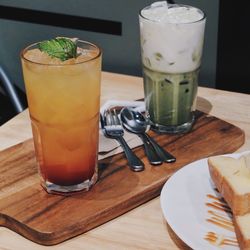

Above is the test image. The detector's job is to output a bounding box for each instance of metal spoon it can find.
[120,107,162,165]
[120,107,176,163]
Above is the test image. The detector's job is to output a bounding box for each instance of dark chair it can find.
[0,65,26,125]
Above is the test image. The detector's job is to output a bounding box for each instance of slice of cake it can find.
[234,214,250,249]
[208,154,250,216]
[208,153,250,249]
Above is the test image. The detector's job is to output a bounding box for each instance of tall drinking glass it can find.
[139,2,206,133]
[21,40,102,194]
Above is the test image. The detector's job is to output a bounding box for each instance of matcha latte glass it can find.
[139,2,206,133]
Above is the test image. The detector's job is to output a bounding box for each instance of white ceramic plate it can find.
[160,151,250,250]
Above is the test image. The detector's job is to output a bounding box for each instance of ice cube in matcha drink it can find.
[139,1,206,133]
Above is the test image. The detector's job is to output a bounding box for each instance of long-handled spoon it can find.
[120,107,176,163]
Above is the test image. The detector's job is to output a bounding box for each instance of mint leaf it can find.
[38,38,77,61]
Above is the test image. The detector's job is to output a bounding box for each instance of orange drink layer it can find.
[21,40,102,194]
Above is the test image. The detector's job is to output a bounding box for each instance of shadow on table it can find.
[164,220,192,250]
[197,96,213,114]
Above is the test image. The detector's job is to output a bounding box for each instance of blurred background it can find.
[0,0,249,125]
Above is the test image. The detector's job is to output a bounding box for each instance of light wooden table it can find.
[0,72,249,250]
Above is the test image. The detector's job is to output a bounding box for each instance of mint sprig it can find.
[38,38,77,61]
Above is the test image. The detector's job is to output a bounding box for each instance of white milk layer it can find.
[139,1,206,73]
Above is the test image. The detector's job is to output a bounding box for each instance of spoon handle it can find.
[115,136,145,172]
[145,134,176,163]
[139,134,162,165]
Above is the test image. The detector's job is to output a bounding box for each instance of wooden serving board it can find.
[0,111,245,245]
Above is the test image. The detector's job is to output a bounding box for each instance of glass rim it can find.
[139,3,206,24]
[20,39,102,66]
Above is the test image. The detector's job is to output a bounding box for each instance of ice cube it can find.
[141,2,203,24]
[142,1,169,22]
[24,47,99,65]
[151,1,167,8]
[75,48,100,63]
[24,49,62,64]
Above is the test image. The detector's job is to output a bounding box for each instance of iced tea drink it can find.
[21,39,102,194]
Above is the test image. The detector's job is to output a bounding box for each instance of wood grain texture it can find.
[0,111,244,245]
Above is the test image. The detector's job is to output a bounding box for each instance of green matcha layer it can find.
[143,66,199,126]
